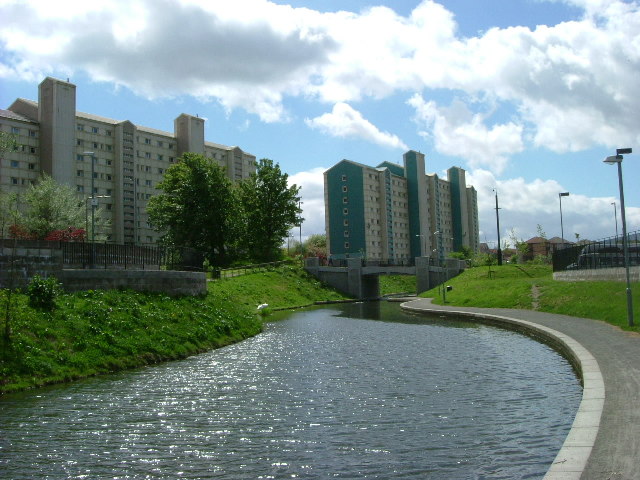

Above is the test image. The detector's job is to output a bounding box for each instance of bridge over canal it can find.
[304,257,466,299]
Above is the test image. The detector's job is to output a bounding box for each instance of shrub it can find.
[27,275,61,310]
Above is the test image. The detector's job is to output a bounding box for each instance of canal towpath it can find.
[400,298,640,480]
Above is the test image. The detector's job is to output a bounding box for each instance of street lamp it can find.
[82,151,96,242]
[559,192,569,248]
[493,189,502,266]
[612,201,619,239]
[603,147,633,327]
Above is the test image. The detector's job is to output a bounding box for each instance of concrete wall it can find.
[59,270,206,296]
[554,266,640,282]
[0,248,63,289]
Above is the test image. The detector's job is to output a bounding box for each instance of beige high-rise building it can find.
[0,77,256,244]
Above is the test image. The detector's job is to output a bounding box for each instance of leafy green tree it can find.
[147,153,241,266]
[304,233,327,259]
[238,159,302,263]
[21,175,100,239]
[0,131,18,154]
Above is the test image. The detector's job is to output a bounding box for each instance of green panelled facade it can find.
[403,151,423,258]
[449,167,464,252]
[325,160,366,259]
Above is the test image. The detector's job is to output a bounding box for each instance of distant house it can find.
[524,236,574,261]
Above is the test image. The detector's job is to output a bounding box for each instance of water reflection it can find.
[0,302,581,479]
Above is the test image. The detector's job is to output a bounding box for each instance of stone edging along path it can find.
[400,299,604,480]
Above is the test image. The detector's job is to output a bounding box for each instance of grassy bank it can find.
[0,265,349,394]
[420,264,640,332]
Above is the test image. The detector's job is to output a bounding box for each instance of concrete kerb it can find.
[400,300,604,480]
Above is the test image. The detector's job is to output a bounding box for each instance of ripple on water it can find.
[0,302,581,479]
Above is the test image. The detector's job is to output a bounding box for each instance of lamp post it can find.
[604,148,633,327]
[415,234,426,257]
[612,201,619,239]
[83,151,96,241]
[559,192,569,248]
[493,189,502,266]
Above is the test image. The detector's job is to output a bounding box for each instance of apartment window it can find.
[157,154,163,161]
[144,138,151,144]
[10,126,20,134]
[11,177,18,185]
[145,152,151,159]
[77,185,84,193]
[341,175,347,181]
[106,189,112,195]
[157,140,163,147]
[77,124,84,131]
[91,126,99,134]
[169,157,174,163]
[106,130,112,136]
[145,165,151,172]
[93,172,98,179]
[145,179,152,187]
[343,208,348,215]
[76,154,83,161]
[344,230,349,237]
[77,139,83,146]
[343,219,349,226]
[106,203,112,210]
[28,130,36,137]
[30,147,36,154]
[342,186,348,193]
[106,160,112,165]
[168,143,173,149]
[344,242,350,249]
[28,163,35,170]
[342,197,348,204]
[157,168,164,174]
[10,160,19,168]
[93,142,98,149]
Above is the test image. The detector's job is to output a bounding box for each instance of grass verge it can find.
[420,264,640,332]
[0,265,349,394]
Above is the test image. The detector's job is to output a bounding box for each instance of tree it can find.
[304,233,327,259]
[20,175,99,239]
[238,158,302,263]
[147,153,241,267]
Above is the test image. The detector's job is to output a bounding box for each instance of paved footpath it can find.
[400,298,640,480]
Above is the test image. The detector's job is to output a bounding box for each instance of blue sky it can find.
[1,0,639,247]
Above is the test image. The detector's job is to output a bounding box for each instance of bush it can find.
[27,275,61,310]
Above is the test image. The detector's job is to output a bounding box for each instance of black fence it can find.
[62,243,205,271]
[322,257,418,268]
[552,231,640,272]
[213,260,293,279]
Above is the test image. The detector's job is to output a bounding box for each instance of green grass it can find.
[379,274,417,296]
[0,265,349,394]
[420,264,640,332]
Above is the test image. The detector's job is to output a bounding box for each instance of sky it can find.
[1,0,639,248]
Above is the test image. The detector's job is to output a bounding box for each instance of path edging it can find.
[400,301,604,480]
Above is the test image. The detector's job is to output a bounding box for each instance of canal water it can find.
[0,302,581,479]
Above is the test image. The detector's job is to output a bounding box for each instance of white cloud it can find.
[2,0,640,168]
[288,167,326,238]
[467,168,640,244]
[409,95,524,174]
[305,102,408,149]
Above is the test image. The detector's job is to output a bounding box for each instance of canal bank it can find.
[401,298,640,480]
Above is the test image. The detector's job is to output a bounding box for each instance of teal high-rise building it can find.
[324,150,479,261]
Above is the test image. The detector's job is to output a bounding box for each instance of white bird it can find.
[257,303,269,310]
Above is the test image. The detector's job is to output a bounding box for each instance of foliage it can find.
[0,131,18,154]
[379,275,416,295]
[0,264,348,393]
[17,175,107,240]
[419,264,640,332]
[148,153,242,267]
[27,275,61,310]
[0,191,19,238]
[238,158,302,263]
[44,227,86,241]
[304,233,327,259]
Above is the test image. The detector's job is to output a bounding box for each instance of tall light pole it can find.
[604,148,633,327]
[493,189,502,266]
[559,192,569,248]
[83,151,96,242]
[612,201,619,239]
[415,234,426,257]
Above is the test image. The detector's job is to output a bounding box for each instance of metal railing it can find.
[213,260,292,279]
[552,231,640,272]
[321,257,418,268]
